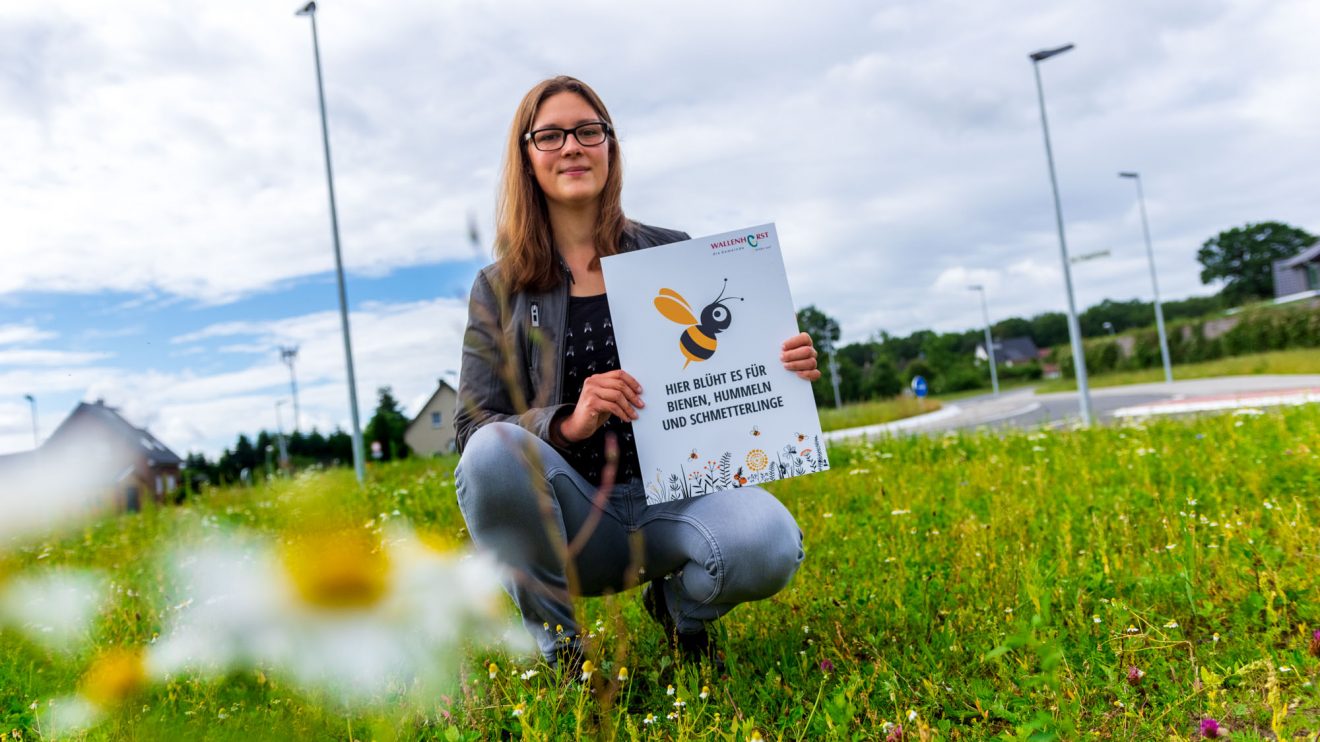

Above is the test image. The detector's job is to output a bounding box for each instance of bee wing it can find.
[654,289,698,325]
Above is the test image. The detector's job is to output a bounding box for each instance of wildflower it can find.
[750,733,764,742]
[907,709,918,722]
[885,724,904,741]
[1126,666,1145,686]
[820,658,835,673]
[511,702,525,717]
[666,712,677,720]
[643,713,656,725]
[1280,666,1292,673]
[520,669,538,681]
[0,568,106,651]
[1212,632,1220,643]
[673,698,686,709]
[488,662,498,680]
[803,625,810,634]
[1200,718,1224,738]
[80,649,148,709]
[1092,615,1101,624]
[666,684,675,696]
[1310,629,1320,658]
[1125,625,1139,634]
[1164,620,1179,629]
[699,685,710,700]
[616,666,628,682]
[281,527,390,609]
[580,660,595,681]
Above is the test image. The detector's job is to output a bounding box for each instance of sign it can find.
[911,375,927,398]
[601,223,828,504]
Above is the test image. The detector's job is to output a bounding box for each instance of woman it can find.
[453,76,821,670]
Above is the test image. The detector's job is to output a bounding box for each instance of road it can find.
[825,375,1320,442]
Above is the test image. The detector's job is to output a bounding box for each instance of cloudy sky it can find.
[2,0,1317,458]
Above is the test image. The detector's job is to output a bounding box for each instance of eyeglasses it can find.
[524,122,612,152]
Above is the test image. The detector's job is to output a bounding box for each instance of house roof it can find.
[406,379,458,432]
[1281,241,1320,269]
[997,337,1040,362]
[44,400,183,467]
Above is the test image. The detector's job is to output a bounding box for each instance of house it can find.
[41,400,184,509]
[974,336,1041,367]
[404,379,459,456]
[1272,243,1320,304]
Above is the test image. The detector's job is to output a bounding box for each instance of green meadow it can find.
[3,404,1318,740]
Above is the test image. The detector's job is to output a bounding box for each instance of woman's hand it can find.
[781,332,822,381]
[558,370,645,443]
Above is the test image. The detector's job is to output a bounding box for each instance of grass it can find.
[4,405,1320,740]
[818,396,941,432]
[1035,348,1320,393]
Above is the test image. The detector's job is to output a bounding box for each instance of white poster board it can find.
[601,223,829,504]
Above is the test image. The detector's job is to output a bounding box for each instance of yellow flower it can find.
[750,732,764,741]
[488,662,499,680]
[280,528,389,609]
[79,648,147,709]
[580,660,595,681]
[699,685,709,700]
[616,666,629,682]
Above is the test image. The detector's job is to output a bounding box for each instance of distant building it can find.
[975,336,1041,367]
[1272,243,1320,303]
[404,379,459,456]
[11,400,184,510]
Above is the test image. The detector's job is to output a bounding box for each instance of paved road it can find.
[826,375,1320,442]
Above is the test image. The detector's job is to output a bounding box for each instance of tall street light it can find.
[967,285,1000,396]
[1030,43,1093,425]
[275,399,291,471]
[296,1,365,483]
[23,394,38,448]
[1119,171,1174,384]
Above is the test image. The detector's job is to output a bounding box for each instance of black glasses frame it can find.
[524,122,613,152]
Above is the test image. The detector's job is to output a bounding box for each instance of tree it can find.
[796,305,841,350]
[364,387,411,462]
[1197,221,1317,305]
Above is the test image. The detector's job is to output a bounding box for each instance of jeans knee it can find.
[723,491,803,598]
[455,423,536,519]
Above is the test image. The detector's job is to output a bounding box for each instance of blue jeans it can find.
[455,422,805,660]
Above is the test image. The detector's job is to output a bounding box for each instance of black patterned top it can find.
[559,293,641,487]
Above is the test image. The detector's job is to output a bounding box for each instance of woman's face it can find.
[526,92,610,209]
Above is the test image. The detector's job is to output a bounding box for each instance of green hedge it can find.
[1057,303,1320,376]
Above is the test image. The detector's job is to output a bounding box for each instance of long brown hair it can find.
[494,76,627,294]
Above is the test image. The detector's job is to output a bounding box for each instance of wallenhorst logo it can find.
[653,279,744,368]
[709,230,770,250]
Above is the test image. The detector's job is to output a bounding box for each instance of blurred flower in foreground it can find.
[1310,629,1320,658]
[147,524,527,709]
[1200,718,1224,738]
[43,648,163,735]
[0,568,105,651]
[0,434,125,544]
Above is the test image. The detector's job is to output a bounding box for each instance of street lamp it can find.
[275,400,291,471]
[967,285,1000,396]
[279,345,301,432]
[296,1,366,483]
[23,394,38,448]
[1119,171,1174,384]
[1029,42,1093,425]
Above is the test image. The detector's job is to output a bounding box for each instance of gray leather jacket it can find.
[453,222,690,453]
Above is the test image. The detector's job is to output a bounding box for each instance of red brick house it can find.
[40,400,184,509]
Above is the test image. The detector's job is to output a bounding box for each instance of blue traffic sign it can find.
[911,375,928,398]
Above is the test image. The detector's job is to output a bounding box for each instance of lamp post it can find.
[1030,43,1092,425]
[279,345,301,432]
[275,400,291,471]
[1119,171,1174,384]
[23,394,38,448]
[296,1,365,483]
[967,285,1000,396]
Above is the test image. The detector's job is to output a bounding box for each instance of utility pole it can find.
[23,394,38,448]
[279,345,301,432]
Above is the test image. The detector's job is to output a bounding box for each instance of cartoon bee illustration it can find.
[795,432,807,443]
[733,467,748,487]
[689,449,700,460]
[654,279,743,368]
[750,426,761,437]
